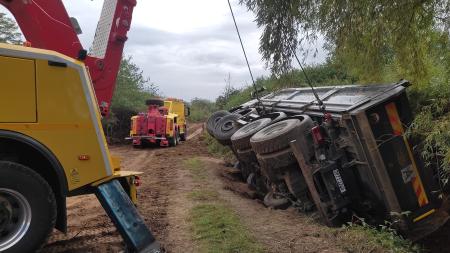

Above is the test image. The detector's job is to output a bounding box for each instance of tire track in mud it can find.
[42,123,204,253]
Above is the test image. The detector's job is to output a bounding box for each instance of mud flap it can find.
[95,180,161,253]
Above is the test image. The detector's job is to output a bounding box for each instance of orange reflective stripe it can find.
[385,102,429,208]
[385,102,404,136]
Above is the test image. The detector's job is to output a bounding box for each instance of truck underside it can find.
[207,80,449,240]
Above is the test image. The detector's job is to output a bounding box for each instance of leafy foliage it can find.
[188,98,217,123]
[111,56,159,112]
[239,0,450,81]
[104,57,159,143]
[0,13,22,44]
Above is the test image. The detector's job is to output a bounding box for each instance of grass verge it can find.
[188,190,219,201]
[202,133,235,164]
[190,203,263,253]
[184,158,207,180]
[331,223,422,253]
[184,156,263,253]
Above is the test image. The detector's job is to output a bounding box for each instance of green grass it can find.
[332,223,422,253]
[188,190,220,201]
[189,203,264,253]
[184,156,264,253]
[203,133,236,165]
[184,158,206,180]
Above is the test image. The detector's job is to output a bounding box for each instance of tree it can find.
[105,57,159,143]
[216,73,239,109]
[0,13,22,44]
[111,56,159,111]
[240,0,450,82]
[188,98,217,122]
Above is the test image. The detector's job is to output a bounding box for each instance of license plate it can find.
[333,169,347,193]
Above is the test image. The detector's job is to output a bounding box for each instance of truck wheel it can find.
[283,167,308,201]
[180,125,187,141]
[169,133,177,147]
[206,111,230,136]
[213,114,242,145]
[260,111,287,123]
[0,161,56,253]
[250,116,313,155]
[175,128,181,145]
[231,118,272,150]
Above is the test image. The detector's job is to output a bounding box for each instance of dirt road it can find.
[41,124,446,253]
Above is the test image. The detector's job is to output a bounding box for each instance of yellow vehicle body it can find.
[0,43,139,229]
[164,99,188,140]
[130,115,139,136]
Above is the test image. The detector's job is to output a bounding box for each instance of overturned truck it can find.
[207,80,449,240]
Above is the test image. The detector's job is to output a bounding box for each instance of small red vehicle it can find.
[129,99,181,147]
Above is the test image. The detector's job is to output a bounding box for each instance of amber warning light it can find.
[78,155,90,161]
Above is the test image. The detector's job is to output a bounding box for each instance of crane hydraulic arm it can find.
[0,0,135,116]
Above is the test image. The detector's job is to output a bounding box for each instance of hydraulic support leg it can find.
[95,180,161,253]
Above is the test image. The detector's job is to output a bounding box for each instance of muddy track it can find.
[42,124,204,253]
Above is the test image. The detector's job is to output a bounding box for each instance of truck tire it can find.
[250,116,313,155]
[283,166,308,200]
[213,114,242,145]
[206,110,230,136]
[180,125,187,141]
[256,148,297,170]
[176,127,181,144]
[231,118,272,150]
[145,99,164,107]
[259,111,287,123]
[0,161,56,253]
[169,131,177,147]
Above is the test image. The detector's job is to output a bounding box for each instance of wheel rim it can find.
[0,188,32,251]
[222,121,234,131]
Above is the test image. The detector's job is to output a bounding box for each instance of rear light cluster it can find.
[311,126,325,145]
[133,176,141,187]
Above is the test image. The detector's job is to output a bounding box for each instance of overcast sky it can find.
[2,0,326,101]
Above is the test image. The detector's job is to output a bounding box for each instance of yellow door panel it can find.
[0,56,36,122]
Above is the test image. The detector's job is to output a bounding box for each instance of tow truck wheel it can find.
[169,129,178,147]
[0,161,56,253]
[180,125,187,141]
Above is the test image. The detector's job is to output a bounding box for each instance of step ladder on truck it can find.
[0,0,160,252]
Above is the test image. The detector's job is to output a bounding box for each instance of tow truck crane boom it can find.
[0,0,135,116]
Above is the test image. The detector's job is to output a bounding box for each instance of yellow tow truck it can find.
[0,0,160,252]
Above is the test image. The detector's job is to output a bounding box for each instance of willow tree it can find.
[241,0,450,177]
[240,0,450,82]
[0,13,22,44]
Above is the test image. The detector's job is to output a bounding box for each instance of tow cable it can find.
[227,0,266,114]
